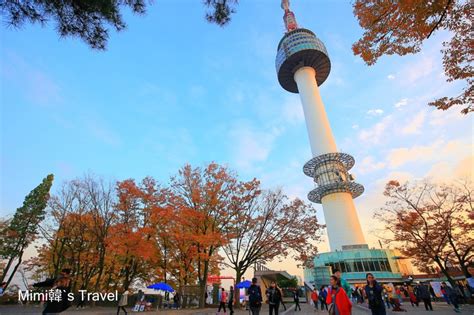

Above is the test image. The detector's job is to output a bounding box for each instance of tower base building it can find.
[304,247,413,287]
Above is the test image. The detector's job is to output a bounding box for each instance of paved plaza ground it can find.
[1,302,473,315]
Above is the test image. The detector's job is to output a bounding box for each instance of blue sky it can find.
[1,1,472,276]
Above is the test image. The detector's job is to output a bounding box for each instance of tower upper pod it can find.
[276,0,331,93]
[276,29,331,93]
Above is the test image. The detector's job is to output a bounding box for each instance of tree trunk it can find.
[0,254,16,284]
[198,279,207,308]
[235,269,242,307]
[433,256,455,286]
[5,251,24,289]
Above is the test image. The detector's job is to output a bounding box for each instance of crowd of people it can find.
[3,267,472,315]
[346,279,469,313]
[226,273,473,315]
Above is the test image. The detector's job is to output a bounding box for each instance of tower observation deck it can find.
[276,0,366,251]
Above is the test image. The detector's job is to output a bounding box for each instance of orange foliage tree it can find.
[30,163,323,306]
[352,0,473,114]
[111,177,165,290]
[35,176,116,292]
[169,163,252,307]
[222,188,324,302]
[375,179,474,284]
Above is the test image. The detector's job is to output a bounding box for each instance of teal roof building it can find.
[304,245,413,286]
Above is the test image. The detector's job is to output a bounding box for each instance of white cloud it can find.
[425,155,473,182]
[401,111,426,135]
[85,119,122,147]
[429,107,469,126]
[358,115,392,145]
[404,55,435,84]
[394,98,408,108]
[352,124,359,129]
[387,143,439,168]
[387,74,395,80]
[229,122,280,170]
[387,139,471,169]
[367,109,384,116]
[2,52,62,107]
[357,156,386,175]
[281,96,304,124]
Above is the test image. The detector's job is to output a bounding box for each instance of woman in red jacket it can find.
[326,275,352,315]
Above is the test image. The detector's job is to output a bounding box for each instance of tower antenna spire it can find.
[281,0,298,32]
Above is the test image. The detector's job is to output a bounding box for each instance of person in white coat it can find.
[117,290,129,315]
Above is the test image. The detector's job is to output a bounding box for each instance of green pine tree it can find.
[0,174,54,289]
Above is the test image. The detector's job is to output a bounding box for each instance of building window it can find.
[340,262,346,273]
[373,260,381,271]
[363,260,371,271]
[369,260,375,271]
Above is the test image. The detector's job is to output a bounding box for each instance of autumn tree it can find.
[222,188,323,303]
[30,174,121,294]
[0,0,239,50]
[111,177,166,290]
[375,179,474,284]
[0,174,54,289]
[353,0,473,114]
[82,175,116,292]
[169,163,248,307]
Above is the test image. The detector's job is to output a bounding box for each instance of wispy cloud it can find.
[403,55,436,84]
[387,139,471,169]
[229,121,281,170]
[2,51,62,107]
[358,115,392,145]
[394,98,408,108]
[281,95,305,124]
[401,111,425,135]
[367,108,384,116]
[84,117,122,147]
[357,156,386,175]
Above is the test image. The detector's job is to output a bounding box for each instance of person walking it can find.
[33,268,72,315]
[442,282,461,313]
[218,288,228,314]
[334,269,351,296]
[293,288,301,311]
[408,289,418,307]
[173,292,180,309]
[117,290,129,315]
[310,289,319,310]
[418,283,433,311]
[456,283,467,304]
[382,288,391,309]
[228,286,234,315]
[266,281,282,315]
[364,273,386,315]
[248,278,263,315]
[277,285,286,311]
[326,275,352,315]
[350,288,357,304]
[319,286,328,311]
[429,285,437,302]
[357,287,365,304]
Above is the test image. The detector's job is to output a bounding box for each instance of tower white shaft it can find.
[294,67,366,251]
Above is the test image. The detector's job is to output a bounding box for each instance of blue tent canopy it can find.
[147,282,174,292]
[235,280,252,289]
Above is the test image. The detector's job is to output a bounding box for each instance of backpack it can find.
[248,285,262,307]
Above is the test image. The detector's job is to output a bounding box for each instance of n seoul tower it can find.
[276,0,366,251]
